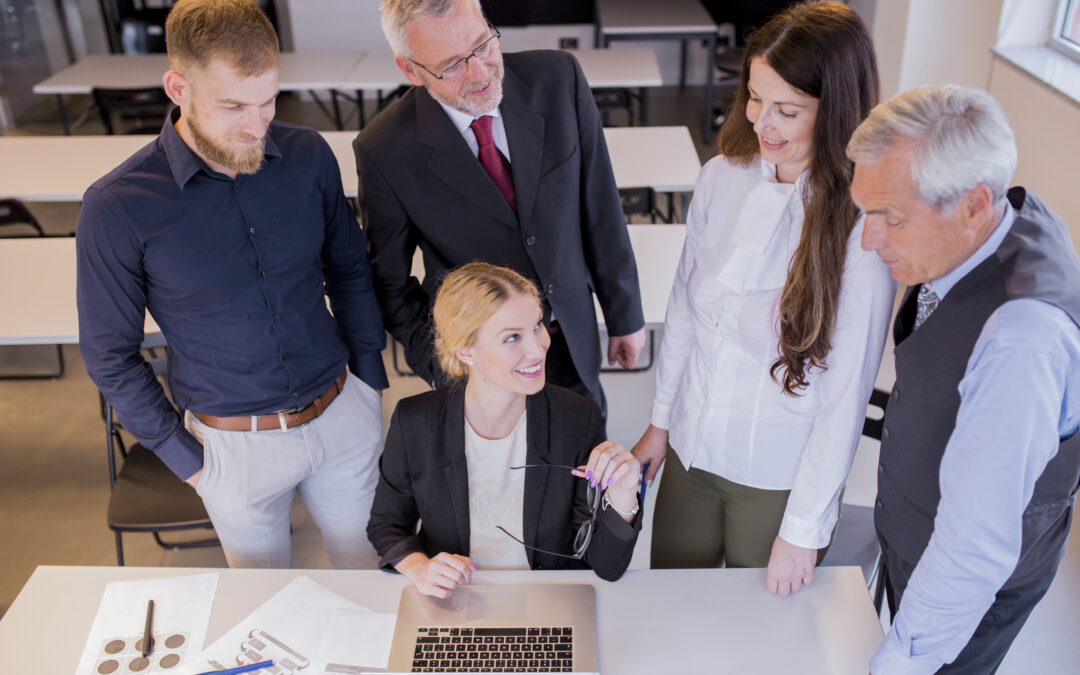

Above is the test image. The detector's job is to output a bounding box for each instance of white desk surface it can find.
[32,52,364,95]
[0,126,699,202]
[596,0,717,35]
[0,224,679,346]
[0,237,158,345]
[342,48,663,90]
[0,565,882,674]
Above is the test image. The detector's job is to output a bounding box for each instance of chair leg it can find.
[115,531,125,567]
[151,530,220,551]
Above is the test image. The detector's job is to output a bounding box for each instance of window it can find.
[1051,0,1080,61]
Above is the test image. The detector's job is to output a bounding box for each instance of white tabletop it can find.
[0,126,699,202]
[0,223,680,346]
[0,237,158,345]
[32,52,364,95]
[0,565,882,674]
[342,48,664,90]
[596,0,717,35]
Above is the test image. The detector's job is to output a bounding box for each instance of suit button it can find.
[546,283,555,295]
[526,235,536,246]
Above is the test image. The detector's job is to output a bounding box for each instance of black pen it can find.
[142,599,154,657]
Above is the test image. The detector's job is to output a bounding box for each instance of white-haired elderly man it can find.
[353,0,646,419]
[848,85,1080,674]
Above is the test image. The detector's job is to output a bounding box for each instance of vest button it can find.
[892,388,900,400]
[878,464,885,475]
[546,283,555,295]
[882,427,890,439]
[876,499,884,510]
[526,235,536,246]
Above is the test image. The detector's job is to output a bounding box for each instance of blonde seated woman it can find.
[367,263,642,597]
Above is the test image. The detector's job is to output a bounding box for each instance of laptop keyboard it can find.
[410,626,574,672]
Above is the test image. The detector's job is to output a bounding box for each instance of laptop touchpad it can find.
[465,589,527,621]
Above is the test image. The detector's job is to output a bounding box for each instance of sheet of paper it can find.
[199,575,372,674]
[75,573,218,675]
[310,607,396,673]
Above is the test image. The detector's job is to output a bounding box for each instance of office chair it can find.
[0,199,64,379]
[820,387,890,614]
[102,338,218,565]
[92,86,172,135]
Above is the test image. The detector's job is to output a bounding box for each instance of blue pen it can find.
[195,660,274,675]
[640,462,649,503]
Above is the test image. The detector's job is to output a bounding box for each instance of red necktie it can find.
[469,115,517,213]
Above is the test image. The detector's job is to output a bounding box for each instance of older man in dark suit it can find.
[354,0,645,413]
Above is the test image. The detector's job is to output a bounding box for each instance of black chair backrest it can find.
[0,199,45,237]
[862,387,890,441]
[92,87,172,134]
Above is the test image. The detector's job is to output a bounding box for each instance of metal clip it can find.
[278,411,291,433]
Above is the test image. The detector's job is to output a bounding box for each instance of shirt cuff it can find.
[870,628,940,675]
[778,508,838,550]
[351,350,389,390]
[156,427,205,480]
[651,401,672,430]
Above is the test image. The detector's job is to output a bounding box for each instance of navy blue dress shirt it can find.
[77,111,388,479]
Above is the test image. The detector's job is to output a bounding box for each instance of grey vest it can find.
[876,187,1080,589]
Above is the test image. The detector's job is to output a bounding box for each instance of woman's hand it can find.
[572,441,640,522]
[631,424,669,485]
[765,535,818,597]
[395,551,475,598]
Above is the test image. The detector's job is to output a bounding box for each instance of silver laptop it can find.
[386,583,598,673]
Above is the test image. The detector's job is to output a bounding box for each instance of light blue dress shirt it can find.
[871,205,1080,674]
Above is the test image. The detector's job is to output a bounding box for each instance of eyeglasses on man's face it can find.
[496,464,600,561]
[411,23,501,83]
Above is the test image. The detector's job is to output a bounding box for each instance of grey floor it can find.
[2,86,1078,672]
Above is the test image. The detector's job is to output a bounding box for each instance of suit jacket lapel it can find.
[442,386,472,555]
[415,87,518,229]
[501,67,545,234]
[522,388,554,567]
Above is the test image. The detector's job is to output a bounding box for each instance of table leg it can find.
[357,89,366,129]
[56,94,70,135]
[680,39,688,89]
[331,90,343,130]
[703,33,717,142]
[639,86,649,126]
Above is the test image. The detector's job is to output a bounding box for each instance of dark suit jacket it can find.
[354,50,645,401]
[367,384,641,582]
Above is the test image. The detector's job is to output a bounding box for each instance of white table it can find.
[32,52,365,133]
[0,224,680,348]
[0,126,699,202]
[339,47,664,127]
[0,565,883,674]
[594,0,718,140]
[0,237,159,346]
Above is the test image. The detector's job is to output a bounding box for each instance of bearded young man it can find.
[77,0,388,569]
[353,0,646,418]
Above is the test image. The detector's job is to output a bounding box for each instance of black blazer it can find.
[354,50,645,401]
[367,384,640,581]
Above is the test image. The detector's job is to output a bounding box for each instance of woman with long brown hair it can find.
[632,1,895,595]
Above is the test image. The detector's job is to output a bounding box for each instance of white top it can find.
[651,155,896,548]
[464,412,530,570]
[436,100,511,162]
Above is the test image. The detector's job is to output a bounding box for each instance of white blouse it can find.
[651,156,896,549]
[464,412,531,570]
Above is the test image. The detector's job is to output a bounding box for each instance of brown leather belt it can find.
[192,369,348,433]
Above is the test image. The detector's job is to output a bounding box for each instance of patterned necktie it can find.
[914,283,940,330]
[469,115,517,213]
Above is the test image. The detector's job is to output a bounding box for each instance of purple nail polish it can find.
[585,469,593,480]
[606,477,613,486]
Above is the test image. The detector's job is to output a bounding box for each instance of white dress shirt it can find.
[437,100,511,162]
[651,155,896,548]
[463,412,530,570]
[871,206,1080,674]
